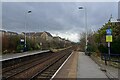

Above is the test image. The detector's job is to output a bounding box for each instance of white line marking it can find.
[50,51,74,80]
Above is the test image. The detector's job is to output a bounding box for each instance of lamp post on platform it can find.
[24,10,32,51]
[78,6,88,55]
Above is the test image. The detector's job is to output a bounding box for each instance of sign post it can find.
[20,39,25,52]
[105,27,112,65]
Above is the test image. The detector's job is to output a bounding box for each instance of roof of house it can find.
[26,32,35,36]
[0,30,6,32]
[35,32,43,36]
[44,31,53,37]
[53,36,61,39]
[22,31,53,37]
[111,19,120,23]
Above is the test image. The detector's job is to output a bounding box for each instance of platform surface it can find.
[0,50,50,61]
[53,52,110,79]
[54,51,78,78]
[77,52,108,78]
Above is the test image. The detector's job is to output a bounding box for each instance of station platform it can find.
[53,51,78,79]
[0,50,50,61]
[52,52,119,79]
[77,52,108,78]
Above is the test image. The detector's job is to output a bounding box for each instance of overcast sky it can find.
[2,2,118,42]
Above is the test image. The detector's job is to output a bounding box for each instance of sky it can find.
[2,2,118,42]
[118,1,120,19]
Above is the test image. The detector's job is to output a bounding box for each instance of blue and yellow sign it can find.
[106,29,112,35]
[106,35,112,42]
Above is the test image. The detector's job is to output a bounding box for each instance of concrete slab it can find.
[1,50,50,61]
[90,53,119,79]
[77,52,108,78]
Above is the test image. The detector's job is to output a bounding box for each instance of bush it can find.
[17,45,24,52]
[87,44,95,52]
[34,43,40,50]
[30,48,33,51]
[98,44,108,53]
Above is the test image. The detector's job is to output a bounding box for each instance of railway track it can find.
[2,47,74,80]
[2,52,52,73]
[2,52,54,79]
[30,49,71,80]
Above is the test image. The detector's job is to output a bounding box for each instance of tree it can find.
[79,21,120,55]
[79,32,86,51]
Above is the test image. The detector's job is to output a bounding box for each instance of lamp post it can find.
[24,10,32,51]
[78,6,88,55]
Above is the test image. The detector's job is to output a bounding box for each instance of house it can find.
[7,31,18,36]
[111,19,120,38]
[40,31,53,42]
[0,30,18,36]
[22,31,53,43]
[53,36,62,42]
[34,32,43,43]
[111,20,120,25]
[26,32,36,39]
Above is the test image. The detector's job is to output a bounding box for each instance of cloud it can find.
[2,0,120,2]
[2,2,118,42]
[51,31,79,42]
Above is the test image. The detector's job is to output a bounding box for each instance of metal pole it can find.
[25,12,27,50]
[105,54,107,65]
[108,42,111,60]
[78,6,88,54]
[28,12,31,39]
[24,10,32,51]
[85,6,88,54]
